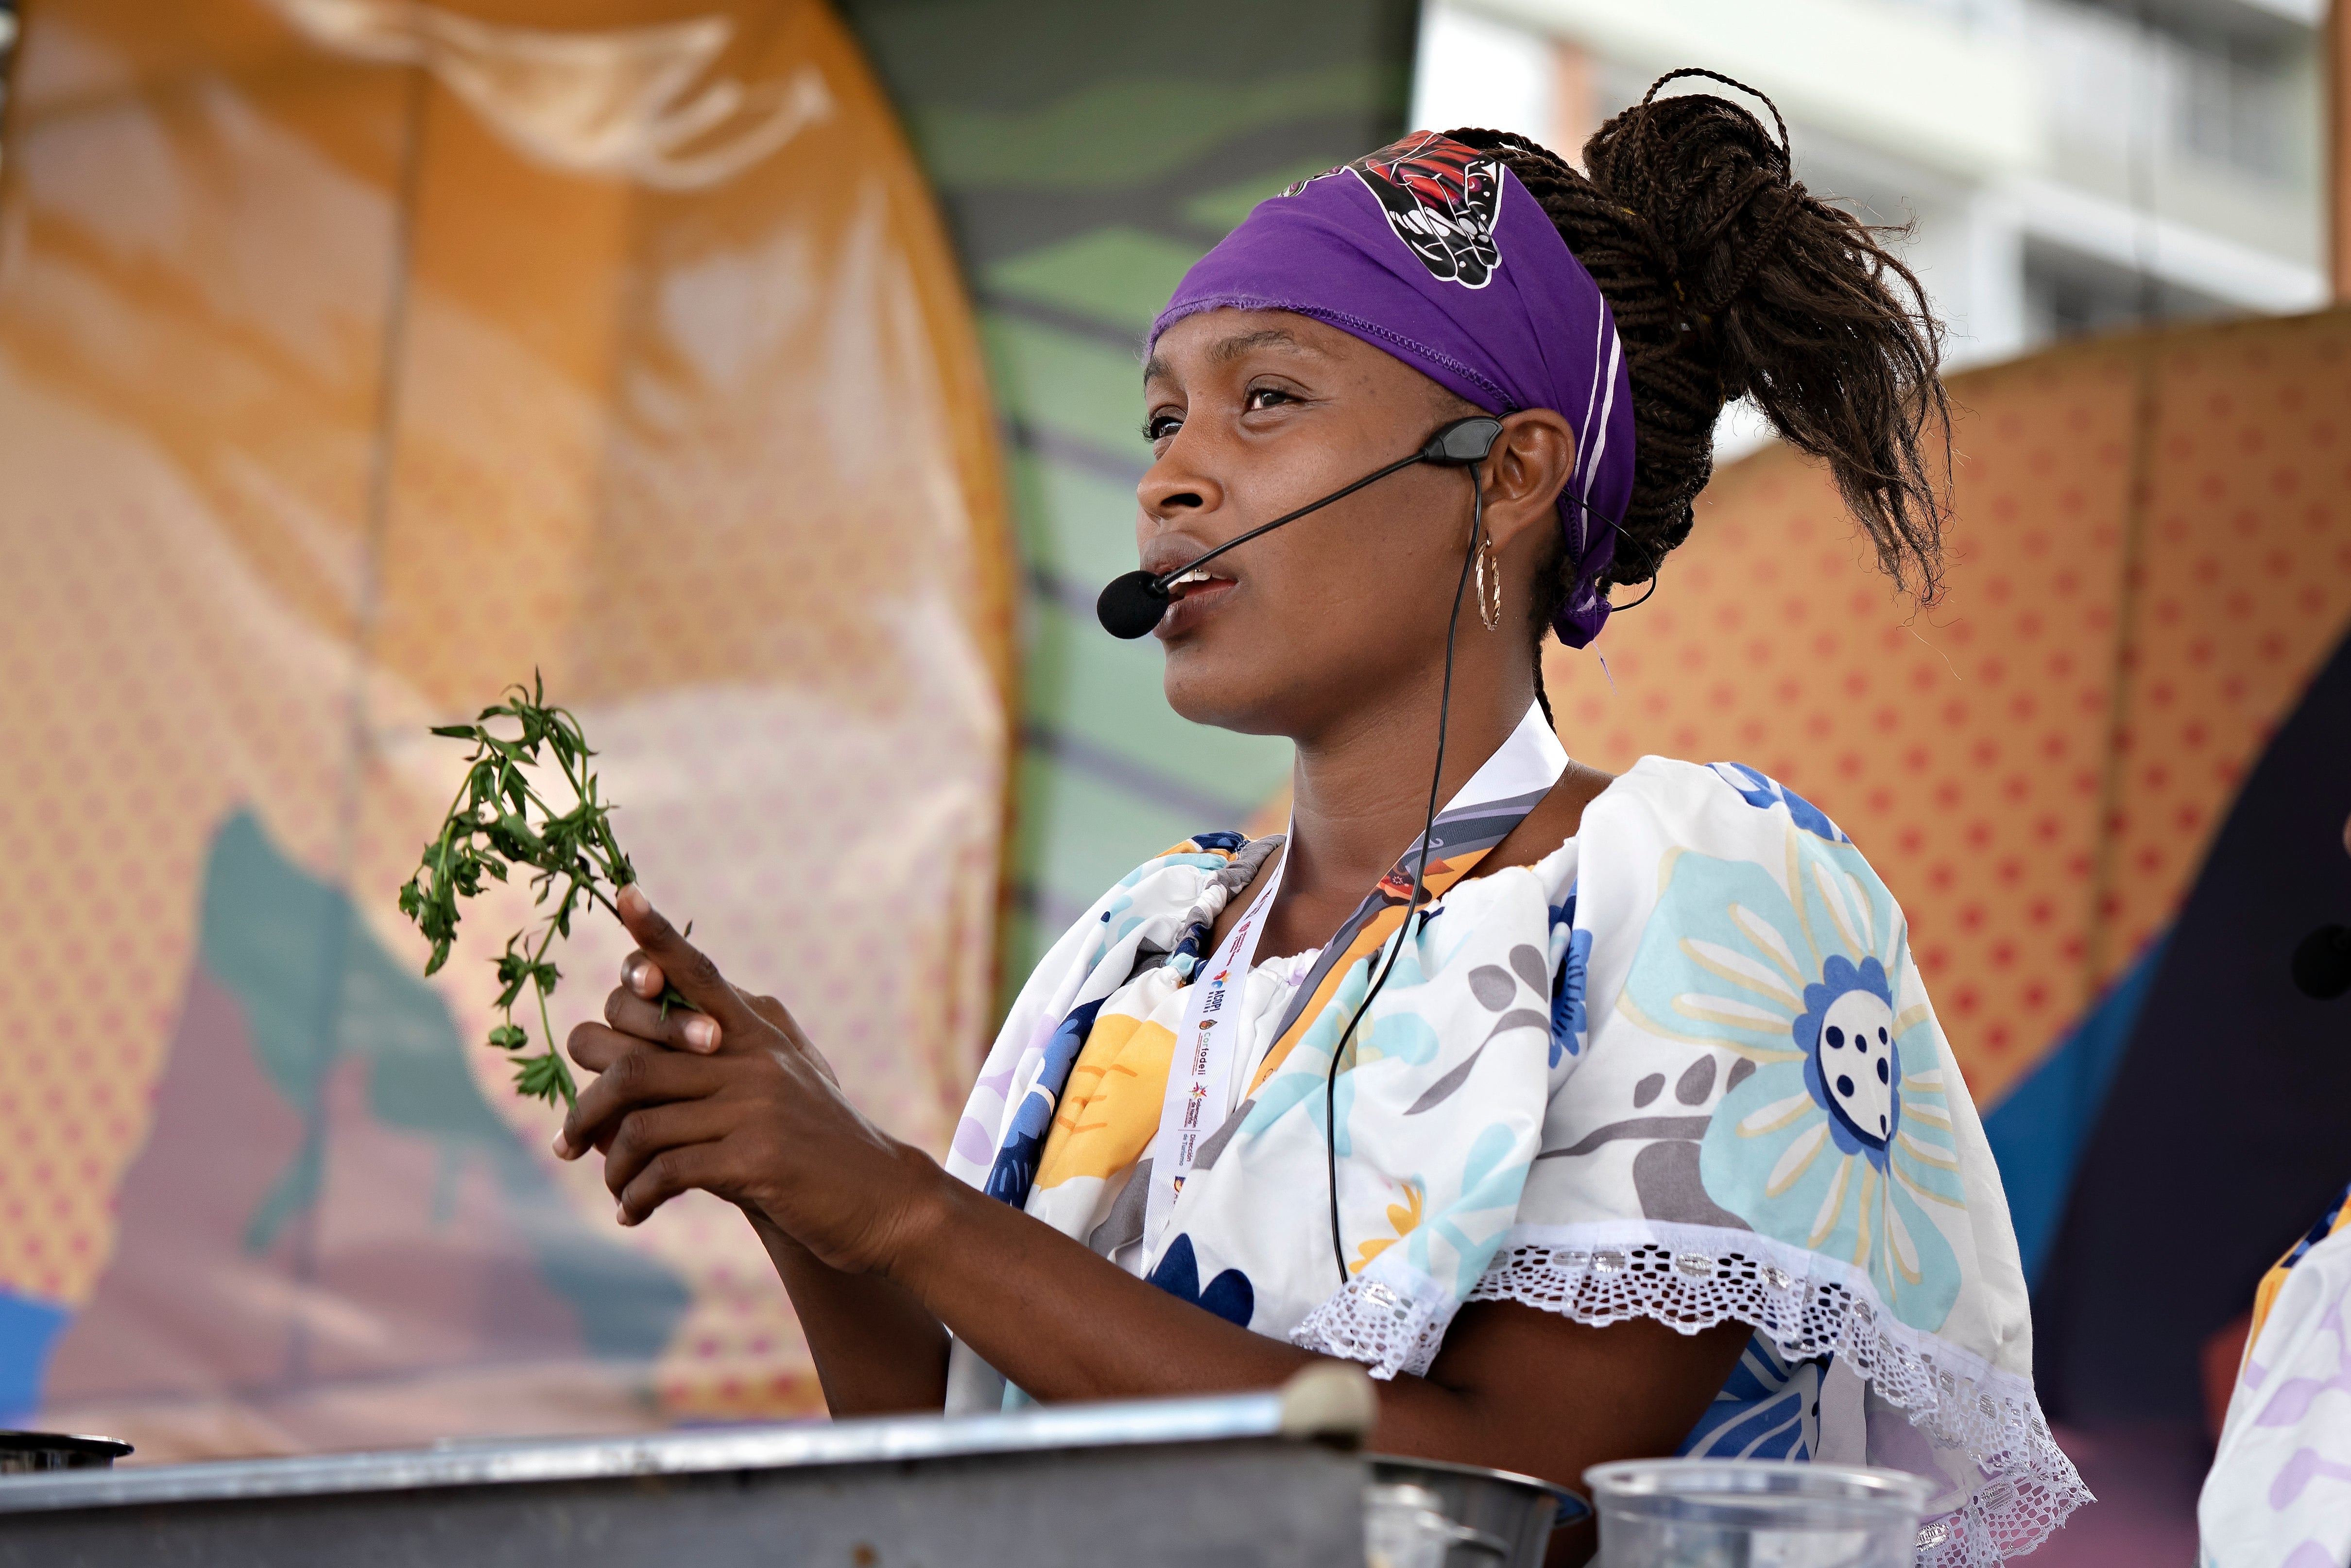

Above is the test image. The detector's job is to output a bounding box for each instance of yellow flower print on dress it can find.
[1353,1178,1427,1274]
[1622,825,1969,1333]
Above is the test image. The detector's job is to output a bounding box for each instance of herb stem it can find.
[397,678,656,1108]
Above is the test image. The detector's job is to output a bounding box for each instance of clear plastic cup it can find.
[1582,1459,1933,1567]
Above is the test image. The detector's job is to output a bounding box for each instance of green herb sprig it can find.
[397,674,684,1107]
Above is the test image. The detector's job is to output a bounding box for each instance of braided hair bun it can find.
[1447,69,1951,625]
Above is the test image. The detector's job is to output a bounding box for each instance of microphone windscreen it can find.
[2291,924,2351,1000]
[1097,570,1170,640]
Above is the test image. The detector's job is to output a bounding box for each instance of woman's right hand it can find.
[564,891,956,1414]
[600,948,842,1092]
[557,886,945,1277]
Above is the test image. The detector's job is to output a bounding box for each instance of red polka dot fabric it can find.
[1544,309,2351,1106]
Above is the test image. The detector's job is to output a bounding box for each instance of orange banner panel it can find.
[2106,326,2351,974]
[0,0,1010,1457]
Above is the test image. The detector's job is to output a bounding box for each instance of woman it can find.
[556,74,2085,1563]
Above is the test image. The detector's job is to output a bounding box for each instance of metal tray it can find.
[0,1391,1368,1568]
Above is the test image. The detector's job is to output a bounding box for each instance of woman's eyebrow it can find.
[1142,327,1317,386]
[1152,326,1335,385]
[1209,327,1309,364]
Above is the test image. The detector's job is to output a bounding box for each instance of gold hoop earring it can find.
[1476,533,1502,632]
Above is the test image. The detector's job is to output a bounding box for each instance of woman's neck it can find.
[1254,675,1536,961]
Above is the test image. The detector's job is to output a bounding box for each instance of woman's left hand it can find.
[554,885,946,1277]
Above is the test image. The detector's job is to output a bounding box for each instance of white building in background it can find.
[1415,0,2330,427]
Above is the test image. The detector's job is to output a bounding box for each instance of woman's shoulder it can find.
[1585,755,1856,856]
[1068,828,1260,921]
[987,828,1262,1070]
[1112,829,1257,892]
[1559,755,1902,933]
[1465,755,1873,912]
[1032,829,1260,977]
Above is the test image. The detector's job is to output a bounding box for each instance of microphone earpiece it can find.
[1420,416,1504,466]
[1097,570,1172,640]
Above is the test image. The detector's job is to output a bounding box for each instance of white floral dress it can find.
[944,755,2087,1565]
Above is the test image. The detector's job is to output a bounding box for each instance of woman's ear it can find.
[1477,409,1578,555]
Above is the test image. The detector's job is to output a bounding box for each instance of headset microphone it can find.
[1095,416,1506,639]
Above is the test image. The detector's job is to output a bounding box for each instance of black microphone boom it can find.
[1096,416,1504,639]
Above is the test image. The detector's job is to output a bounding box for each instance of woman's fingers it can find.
[614,885,756,1035]
[603,986,720,1053]
[624,953,667,1001]
[599,1099,737,1197]
[553,1040,724,1159]
[617,1141,734,1226]
[566,1019,637,1075]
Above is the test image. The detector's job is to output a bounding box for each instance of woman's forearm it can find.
[872,1167,1537,1463]
[732,1136,1740,1494]
[869,1169,1747,1481]
[884,1172,1318,1401]
[748,1212,950,1414]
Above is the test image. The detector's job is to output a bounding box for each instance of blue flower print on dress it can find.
[1547,888,1591,1066]
[983,997,1102,1208]
[1147,1233,1254,1328]
[1709,762,1849,844]
[1677,1335,1824,1462]
[1622,830,1968,1332]
[1798,954,1901,1155]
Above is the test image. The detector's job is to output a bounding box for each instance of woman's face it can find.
[1137,308,1570,741]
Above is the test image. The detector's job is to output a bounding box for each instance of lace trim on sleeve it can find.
[1286,1273,1452,1384]
[1291,1231,2091,1568]
[1475,1237,2088,1567]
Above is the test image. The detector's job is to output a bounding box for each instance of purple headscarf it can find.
[1150,133,1637,648]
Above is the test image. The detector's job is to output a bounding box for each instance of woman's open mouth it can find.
[1154,566,1237,638]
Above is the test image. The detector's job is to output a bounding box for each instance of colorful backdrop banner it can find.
[0,0,1013,1456]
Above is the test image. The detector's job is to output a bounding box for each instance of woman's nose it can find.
[1137,443,1224,521]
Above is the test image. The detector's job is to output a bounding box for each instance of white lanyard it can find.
[1141,849,1287,1256]
[1136,702,1568,1261]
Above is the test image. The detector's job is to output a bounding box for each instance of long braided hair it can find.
[1446,70,1951,665]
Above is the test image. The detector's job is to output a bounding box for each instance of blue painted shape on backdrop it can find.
[1983,933,2168,1290]
[200,809,690,1359]
[0,1291,70,1425]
